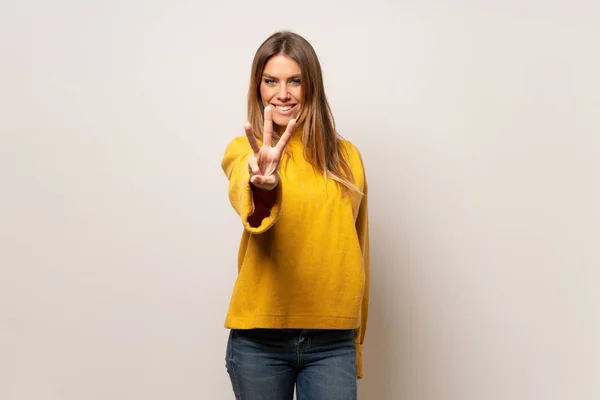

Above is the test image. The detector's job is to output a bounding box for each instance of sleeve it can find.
[354,156,370,380]
[221,136,283,234]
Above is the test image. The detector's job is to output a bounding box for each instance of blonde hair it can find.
[246,30,360,195]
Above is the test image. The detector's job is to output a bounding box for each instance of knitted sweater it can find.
[221,132,370,379]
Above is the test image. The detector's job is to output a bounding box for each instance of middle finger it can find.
[263,106,273,148]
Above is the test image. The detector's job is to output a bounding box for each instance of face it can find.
[260,54,302,129]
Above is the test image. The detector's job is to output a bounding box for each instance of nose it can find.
[277,83,290,100]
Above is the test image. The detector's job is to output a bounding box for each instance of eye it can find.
[290,78,301,85]
[263,79,277,85]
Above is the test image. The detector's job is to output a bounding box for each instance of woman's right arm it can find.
[221,136,284,234]
[221,106,295,233]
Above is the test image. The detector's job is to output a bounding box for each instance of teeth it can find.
[276,105,292,111]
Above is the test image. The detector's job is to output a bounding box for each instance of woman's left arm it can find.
[353,151,370,380]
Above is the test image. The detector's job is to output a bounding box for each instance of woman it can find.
[221,30,370,400]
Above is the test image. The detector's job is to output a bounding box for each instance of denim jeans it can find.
[225,328,357,400]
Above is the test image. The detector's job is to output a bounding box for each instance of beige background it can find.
[1,1,598,399]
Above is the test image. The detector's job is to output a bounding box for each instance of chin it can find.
[274,116,294,127]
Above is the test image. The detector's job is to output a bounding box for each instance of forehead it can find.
[263,54,301,77]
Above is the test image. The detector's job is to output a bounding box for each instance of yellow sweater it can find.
[221,132,370,379]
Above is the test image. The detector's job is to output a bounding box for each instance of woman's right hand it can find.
[245,106,296,191]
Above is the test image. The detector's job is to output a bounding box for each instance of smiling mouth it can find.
[273,104,296,112]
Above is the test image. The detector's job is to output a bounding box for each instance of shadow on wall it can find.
[358,218,416,400]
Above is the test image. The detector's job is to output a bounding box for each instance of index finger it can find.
[275,118,296,153]
[244,122,261,153]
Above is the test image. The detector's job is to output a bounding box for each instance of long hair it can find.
[247,30,360,195]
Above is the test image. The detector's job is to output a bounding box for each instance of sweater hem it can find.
[224,315,360,330]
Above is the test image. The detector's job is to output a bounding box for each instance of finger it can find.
[250,175,265,187]
[251,174,276,189]
[244,122,261,154]
[247,156,260,176]
[263,106,273,148]
[275,118,296,153]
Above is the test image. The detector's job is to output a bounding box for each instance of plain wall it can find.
[1,1,598,399]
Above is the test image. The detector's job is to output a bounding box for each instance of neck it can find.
[277,123,304,140]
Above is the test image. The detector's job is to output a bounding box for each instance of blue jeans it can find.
[225,328,357,400]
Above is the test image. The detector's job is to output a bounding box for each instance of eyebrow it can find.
[262,74,302,80]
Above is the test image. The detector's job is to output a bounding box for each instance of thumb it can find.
[250,175,277,190]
